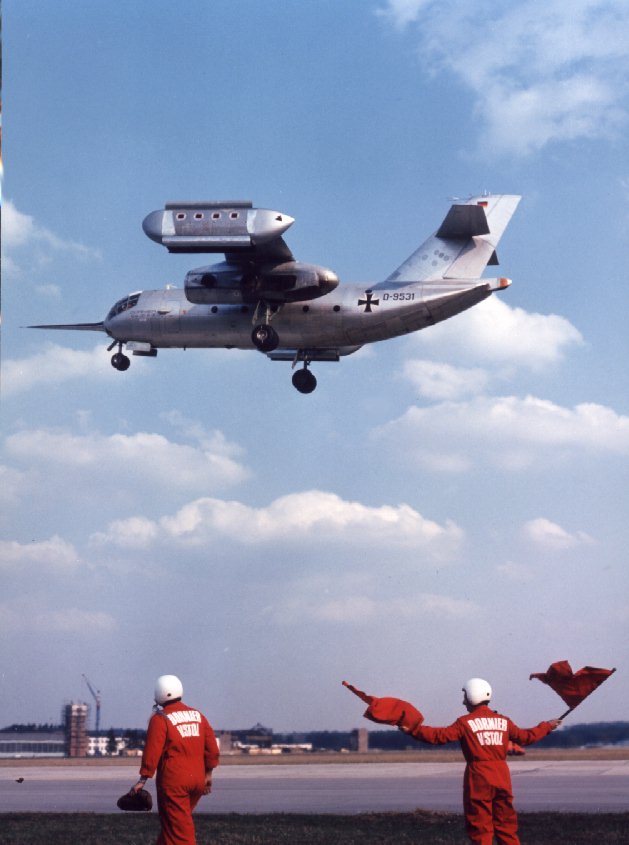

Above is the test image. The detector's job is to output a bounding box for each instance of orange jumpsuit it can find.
[410,704,553,845]
[140,700,220,845]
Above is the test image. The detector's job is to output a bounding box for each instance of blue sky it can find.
[2,0,628,733]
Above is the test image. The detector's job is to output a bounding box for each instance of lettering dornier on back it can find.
[468,717,508,732]
[166,709,201,726]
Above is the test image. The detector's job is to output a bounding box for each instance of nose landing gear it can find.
[109,341,130,371]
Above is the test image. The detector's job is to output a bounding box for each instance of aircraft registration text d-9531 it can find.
[382,292,416,301]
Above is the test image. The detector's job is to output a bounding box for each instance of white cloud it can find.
[402,359,489,400]
[496,561,534,582]
[0,602,115,634]
[377,0,430,28]
[2,344,120,396]
[0,464,30,506]
[379,0,629,155]
[409,297,583,371]
[524,517,595,550]
[93,516,160,550]
[375,394,629,471]
[2,199,101,273]
[5,425,249,492]
[34,283,62,300]
[91,490,464,560]
[160,410,246,460]
[0,536,80,572]
[268,588,478,626]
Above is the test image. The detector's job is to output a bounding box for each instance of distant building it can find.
[64,703,88,757]
[216,731,233,753]
[86,734,129,757]
[0,731,65,758]
[230,723,274,750]
[351,728,369,753]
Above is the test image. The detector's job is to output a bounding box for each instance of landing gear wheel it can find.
[292,368,317,394]
[251,324,279,352]
[111,351,131,371]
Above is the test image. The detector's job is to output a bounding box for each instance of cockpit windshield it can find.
[107,293,141,320]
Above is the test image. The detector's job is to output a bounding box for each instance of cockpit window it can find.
[107,293,141,320]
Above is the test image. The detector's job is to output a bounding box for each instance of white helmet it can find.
[154,674,183,705]
[463,678,492,706]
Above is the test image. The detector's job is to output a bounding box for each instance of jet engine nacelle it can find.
[184,263,246,304]
[184,261,339,305]
[261,261,339,303]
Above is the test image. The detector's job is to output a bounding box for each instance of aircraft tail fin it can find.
[381,194,521,285]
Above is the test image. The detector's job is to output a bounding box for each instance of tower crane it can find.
[82,674,101,739]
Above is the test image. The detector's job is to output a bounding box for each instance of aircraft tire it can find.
[111,352,131,371]
[292,369,317,394]
[251,324,279,352]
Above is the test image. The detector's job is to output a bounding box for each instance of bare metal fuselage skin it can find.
[104,280,494,354]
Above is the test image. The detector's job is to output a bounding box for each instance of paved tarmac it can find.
[1,760,628,814]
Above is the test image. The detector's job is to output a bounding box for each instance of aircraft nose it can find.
[142,210,166,244]
[249,209,295,244]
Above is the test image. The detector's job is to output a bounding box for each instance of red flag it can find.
[342,680,374,705]
[342,680,423,731]
[530,661,615,710]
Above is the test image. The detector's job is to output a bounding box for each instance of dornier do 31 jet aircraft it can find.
[31,194,520,393]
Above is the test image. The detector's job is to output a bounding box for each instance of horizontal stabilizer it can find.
[382,194,521,284]
[436,203,490,239]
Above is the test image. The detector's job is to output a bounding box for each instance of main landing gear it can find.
[251,300,280,352]
[251,323,279,353]
[109,341,130,371]
[291,362,317,394]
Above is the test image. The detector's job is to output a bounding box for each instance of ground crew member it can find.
[131,674,220,845]
[402,678,561,845]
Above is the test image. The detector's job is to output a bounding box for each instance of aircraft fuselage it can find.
[105,279,500,353]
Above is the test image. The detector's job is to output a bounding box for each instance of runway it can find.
[1,760,628,813]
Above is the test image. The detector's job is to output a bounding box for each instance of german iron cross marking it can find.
[358,290,380,313]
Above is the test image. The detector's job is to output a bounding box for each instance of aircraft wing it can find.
[144,201,340,305]
[382,194,521,284]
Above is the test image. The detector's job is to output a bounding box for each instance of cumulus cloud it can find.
[0,535,80,572]
[379,0,629,155]
[5,425,249,492]
[375,394,629,471]
[2,199,101,274]
[2,344,120,396]
[496,561,534,582]
[91,490,464,560]
[0,464,31,506]
[409,297,583,371]
[0,601,115,633]
[524,517,595,550]
[269,589,478,625]
[402,359,489,400]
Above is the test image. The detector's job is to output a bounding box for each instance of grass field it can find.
[1,811,628,844]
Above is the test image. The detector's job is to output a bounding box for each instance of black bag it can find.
[117,788,153,811]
